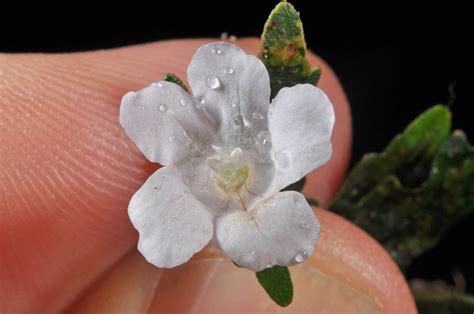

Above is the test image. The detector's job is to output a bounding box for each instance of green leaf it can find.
[163,73,188,92]
[282,176,306,192]
[411,279,474,314]
[256,266,293,307]
[259,1,321,99]
[330,105,474,270]
[416,295,474,314]
[306,198,320,207]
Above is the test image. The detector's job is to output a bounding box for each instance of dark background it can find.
[1,1,472,292]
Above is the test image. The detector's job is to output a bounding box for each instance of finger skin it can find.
[73,208,416,313]
[1,38,350,312]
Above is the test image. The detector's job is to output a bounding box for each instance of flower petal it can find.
[215,191,319,272]
[187,42,271,145]
[268,84,335,189]
[120,81,216,165]
[128,166,214,268]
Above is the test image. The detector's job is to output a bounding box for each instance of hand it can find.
[0,38,415,313]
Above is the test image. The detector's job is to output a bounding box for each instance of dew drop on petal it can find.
[228,97,238,108]
[179,98,188,107]
[251,250,255,255]
[293,251,308,263]
[255,131,272,155]
[233,115,243,126]
[211,47,222,54]
[206,76,221,90]
[159,104,168,112]
[252,112,265,120]
[224,67,235,75]
[168,135,176,143]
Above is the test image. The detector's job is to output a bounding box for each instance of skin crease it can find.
[0,38,415,313]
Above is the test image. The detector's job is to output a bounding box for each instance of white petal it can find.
[176,155,229,214]
[215,191,319,272]
[120,81,216,165]
[128,166,214,268]
[187,42,271,146]
[268,84,335,189]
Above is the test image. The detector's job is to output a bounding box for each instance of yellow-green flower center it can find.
[207,147,254,208]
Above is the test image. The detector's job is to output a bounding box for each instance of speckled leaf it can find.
[330,105,474,270]
[163,73,189,92]
[259,1,321,99]
[256,265,293,307]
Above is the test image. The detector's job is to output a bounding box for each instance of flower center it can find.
[207,147,254,209]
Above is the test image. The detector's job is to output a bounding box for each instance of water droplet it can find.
[168,135,176,143]
[255,131,272,155]
[206,76,221,90]
[211,47,222,54]
[252,112,265,120]
[251,250,255,255]
[195,96,205,108]
[159,104,168,112]
[224,67,235,75]
[233,115,243,126]
[151,81,163,87]
[220,32,229,40]
[293,251,308,263]
[179,98,188,107]
[228,97,238,108]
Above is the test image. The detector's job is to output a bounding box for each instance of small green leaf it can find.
[256,266,293,307]
[330,105,474,270]
[282,176,306,192]
[416,295,474,314]
[306,198,320,207]
[259,1,321,98]
[163,73,188,92]
[411,279,474,314]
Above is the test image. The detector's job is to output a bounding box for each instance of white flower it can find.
[120,42,335,272]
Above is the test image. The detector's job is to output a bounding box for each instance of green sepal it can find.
[256,265,293,307]
[163,73,189,92]
[330,105,474,271]
[259,1,321,99]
